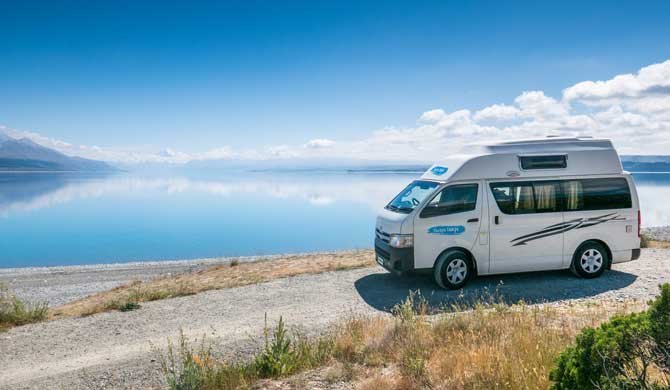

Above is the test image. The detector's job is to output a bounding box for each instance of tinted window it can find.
[519,155,567,170]
[490,181,560,214]
[562,178,631,211]
[490,182,535,214]
[420,184,478,218]
[491,178,632,214]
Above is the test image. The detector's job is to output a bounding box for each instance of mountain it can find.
[621,155,670,172]
[0,136,117,172]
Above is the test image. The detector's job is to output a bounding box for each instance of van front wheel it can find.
[572,242,608,279]
[434,251,472,289]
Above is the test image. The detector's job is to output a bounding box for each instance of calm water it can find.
[1,171,669,268]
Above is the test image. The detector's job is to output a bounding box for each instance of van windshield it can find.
[386,180,440,213]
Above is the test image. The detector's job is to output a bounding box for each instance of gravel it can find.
[2,248,670,389]
[0,253,316,307]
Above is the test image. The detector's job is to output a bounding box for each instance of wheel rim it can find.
[580,248,603,273]
[446,258,467,284]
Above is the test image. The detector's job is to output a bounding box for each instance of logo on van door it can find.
[510,213,624,246]
[428,225,465,235]
[431,166,448,176]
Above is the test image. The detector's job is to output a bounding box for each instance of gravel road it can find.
[2,248,670,389]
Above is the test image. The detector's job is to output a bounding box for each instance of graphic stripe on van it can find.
[510,213,624,246]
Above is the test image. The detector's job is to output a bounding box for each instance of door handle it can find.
[494,216,500,225]
[467,218,479,223]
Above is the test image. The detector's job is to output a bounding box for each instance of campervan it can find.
[375,137,641,289]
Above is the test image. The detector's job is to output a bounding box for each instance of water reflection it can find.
[0,172,417,217]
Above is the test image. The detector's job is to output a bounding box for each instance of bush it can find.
[0,283,48,331]
[551,284,670,389]
[161,315,334,390]
[254,316,298,377]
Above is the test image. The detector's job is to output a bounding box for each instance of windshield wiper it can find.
[385,204,413,213]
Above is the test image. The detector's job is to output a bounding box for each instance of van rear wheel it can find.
[434,250,472,289]
[572,242,608,279]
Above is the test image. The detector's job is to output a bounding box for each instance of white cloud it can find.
[473,104,520,121]
[304,138,335,149]
[563,60,670,102]
[3,59,670,162]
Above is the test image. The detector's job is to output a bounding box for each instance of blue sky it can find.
[1,1,670,161]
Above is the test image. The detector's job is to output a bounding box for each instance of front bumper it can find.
[374,237,414,275]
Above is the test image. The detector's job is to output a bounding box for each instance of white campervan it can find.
[375,137,641,289]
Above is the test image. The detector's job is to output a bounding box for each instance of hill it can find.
[0,136,116,172]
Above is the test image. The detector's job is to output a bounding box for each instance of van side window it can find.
[519,155,567,169]
[490,182,534,214]
[420,184,478,218]
[490,181,560,214]
[491,178,632,214]
[562,178,631,211]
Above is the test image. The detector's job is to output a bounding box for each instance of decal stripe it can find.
[510,213,622,246]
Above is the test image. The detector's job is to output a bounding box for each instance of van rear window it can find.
[562,178,631,211]
[519,155,567,170]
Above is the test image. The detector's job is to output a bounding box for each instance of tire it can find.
[434,250,472,290]
[572,241,608,279]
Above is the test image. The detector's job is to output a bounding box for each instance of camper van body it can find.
[375,137,641,289]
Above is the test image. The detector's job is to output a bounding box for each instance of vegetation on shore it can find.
[551,283,670,389]
[0,283,48,331]
[50,250,374,319]
[160,292,648,390]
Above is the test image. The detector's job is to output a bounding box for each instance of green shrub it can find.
[119,302,141,312]
[254,316,298,377]
[551,284,670,389]
[161,316,334,389]
[640,233,651,248]
[0,283,48,331]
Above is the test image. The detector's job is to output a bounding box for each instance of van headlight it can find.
[389,234,413,248]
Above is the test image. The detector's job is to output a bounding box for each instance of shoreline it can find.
[0,249,373,307]
[0,248,370,275]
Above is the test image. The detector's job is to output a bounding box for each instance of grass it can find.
[643,237,670,249]
[0,283,48,331]
[50,249,374,319]
[160,293,646,390]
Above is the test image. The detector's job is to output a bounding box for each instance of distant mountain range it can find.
[621,156,670,172]
[0,134,116,172]
[1,130,670,173]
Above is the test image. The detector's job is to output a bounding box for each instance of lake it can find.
[1,171,670,268]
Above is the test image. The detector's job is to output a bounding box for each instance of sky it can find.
[2,0,670,163]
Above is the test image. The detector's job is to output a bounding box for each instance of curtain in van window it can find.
[514,185,534,211]
[534,183,557,211]
[563,181,583,211]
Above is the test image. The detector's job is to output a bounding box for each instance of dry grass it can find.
[50,250,374,319]
[645,239,670,249]
[338,299,646,390]
[162,293,647,390]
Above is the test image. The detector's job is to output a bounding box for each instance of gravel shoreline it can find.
[0,249,366,306]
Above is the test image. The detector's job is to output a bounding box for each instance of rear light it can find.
[638,210,641,238]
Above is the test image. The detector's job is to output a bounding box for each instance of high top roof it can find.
[485,137,614,154]
[421,137,622,182]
